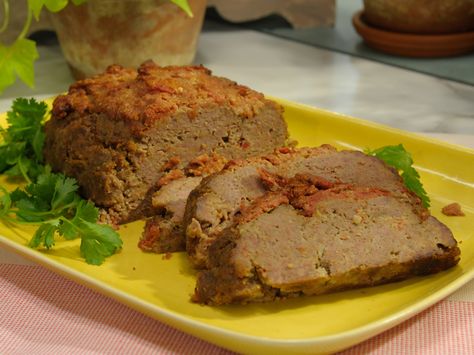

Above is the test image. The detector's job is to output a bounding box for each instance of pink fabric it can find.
[1,263,473,354]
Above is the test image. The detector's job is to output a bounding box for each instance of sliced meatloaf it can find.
[184,145,425,269]
[139,153,227,253]
[193,177,460,305]
[44,61,288,224]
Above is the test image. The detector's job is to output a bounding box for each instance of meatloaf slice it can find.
[193,177,460,305]
[44,61,288,224]
[184,145,423,268]
[139,153,227,253]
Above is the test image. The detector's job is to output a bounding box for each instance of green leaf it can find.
[367,144,431,208]
[73,200,99,223]
[28,0,68,19]
[0,39,38,93]
[10,188,29,203]
[0,98,48,181]
[32,125,45,162]
[0,185,12,218]
[79,220,122,265]
[58,200,98,239]
[9,172,79,223]
[0,97,123,265]
[15,198,44,222]
[170,0,193,17]
[368,144,414,173]
[28,0,87,20]
[28,0,46,19]
[25,173,59,207]
[6,98,48,141]
[28,220,60,249]
[43,0,70,12]
[50,175,79,210]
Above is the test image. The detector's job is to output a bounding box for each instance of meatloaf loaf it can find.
[184,145,425,268]
[44,61,288,224]
[185,146,460,305]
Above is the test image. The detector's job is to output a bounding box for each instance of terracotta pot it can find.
[363,0,474,34]
[50,0,207,79]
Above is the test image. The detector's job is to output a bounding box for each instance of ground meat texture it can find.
[44,61,288,224]
[139,176,203,253]
[139,154,229,253]
[184,145,425,269]
[442,202,465,216]
[193,185,460,305]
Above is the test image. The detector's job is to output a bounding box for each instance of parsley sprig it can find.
[0,98,47,182]
[0,97,122,265]
[0,173,122,264]
[367,144,430,208]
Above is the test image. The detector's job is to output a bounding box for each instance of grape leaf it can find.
[170,0,193,17]
[0,39,38,93]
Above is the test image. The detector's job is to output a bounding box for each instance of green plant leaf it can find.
[0,185,12,218]
[28,0,69,19]
[28,220,60,249]
[58,200,98,239]
[367,144,431,208]
[79,220,123,265]
[0,39,38,93]
[170,0,193,17]
[0,98,122,265]
[0,98,48,181]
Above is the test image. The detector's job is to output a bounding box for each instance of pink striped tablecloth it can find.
[1,134,473,354]
[1,258,473,355]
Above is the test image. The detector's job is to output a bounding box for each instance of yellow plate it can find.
[1,97,473,354]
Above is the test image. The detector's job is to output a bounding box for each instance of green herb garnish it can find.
[0,97,122,265]
[367,144,430,208]
[0,97,48,182]
[0,172,122,265]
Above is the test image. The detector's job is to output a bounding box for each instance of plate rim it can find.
[1,232,473,353]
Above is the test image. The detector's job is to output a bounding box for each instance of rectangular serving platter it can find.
[0,97,473,354]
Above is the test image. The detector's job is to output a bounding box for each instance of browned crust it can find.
[238,172,392,223]
[139,215,185,253]
[52,61,272,133]
[44,62,288,225]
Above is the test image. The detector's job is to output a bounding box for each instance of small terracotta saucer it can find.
[352,10,474,58]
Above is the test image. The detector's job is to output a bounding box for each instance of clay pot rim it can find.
[353,10,474,44]
[352,10,474,57]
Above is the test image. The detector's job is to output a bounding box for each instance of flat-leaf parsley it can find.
[0,98,122,265]
[367,144,430,208]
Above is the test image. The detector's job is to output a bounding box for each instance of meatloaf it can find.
[44,61,288,224]
[139,153,228,253]
[193,177,460,305]
[184,145,425,268]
